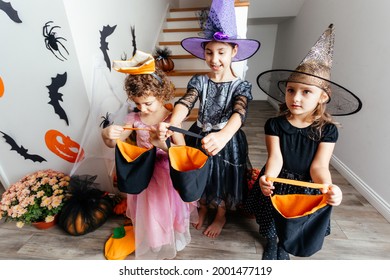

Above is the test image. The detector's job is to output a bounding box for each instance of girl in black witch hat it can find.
[244,24,362,260]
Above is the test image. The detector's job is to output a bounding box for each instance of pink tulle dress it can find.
[125,112,196,260]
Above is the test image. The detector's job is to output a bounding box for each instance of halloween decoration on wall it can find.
[58,175,114,236]
[47,72,69,125]
[130,25,137,57]
[153,46,174,72]
[43,21,69,61]
[0,131,47,162]
[45,129,84,163]
[100,112,112,129]
[0,0,22,23]
[0,76,4,97]
[99,24,117,71]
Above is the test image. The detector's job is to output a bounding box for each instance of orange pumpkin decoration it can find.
[45,129,84,162]
[0,76,4,97]
[113,198,127,215]
[58,175,114,236]
[153,46,174,72]
[104,225,135,260]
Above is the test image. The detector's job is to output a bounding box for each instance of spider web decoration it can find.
[43,21,69,61]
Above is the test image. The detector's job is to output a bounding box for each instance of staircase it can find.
[156,1,250,123]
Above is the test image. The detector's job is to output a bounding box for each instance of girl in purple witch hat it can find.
[157,0,260,238]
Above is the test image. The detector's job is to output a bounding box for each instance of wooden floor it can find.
[1,100,390,260]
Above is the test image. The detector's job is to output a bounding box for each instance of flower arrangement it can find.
[0,169,70,228]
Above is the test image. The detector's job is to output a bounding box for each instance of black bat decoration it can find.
[46,72,69,125]
[0,131,46,162]
[0,1,22,23]
[131,25,136,57]
[99,24,117,71]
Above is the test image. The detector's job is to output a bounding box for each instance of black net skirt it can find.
[185,123,251,209]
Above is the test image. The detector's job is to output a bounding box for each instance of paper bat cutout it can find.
[0,1,22,23]
[46,72,69,125]
[0,131,46,162]
[99,24,117,71]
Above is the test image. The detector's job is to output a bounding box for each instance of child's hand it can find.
[321,184,342,206]
[157,122,173,141]
[259,175,275,196]
[101,125,124,140]
[201,131,228,156]
[149,127,167,151]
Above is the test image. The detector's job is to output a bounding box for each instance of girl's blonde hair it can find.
[278,92,339,140]
[124,68,174,102]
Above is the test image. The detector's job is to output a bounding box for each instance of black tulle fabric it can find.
[176,75,253,208]
[185,124,250,208]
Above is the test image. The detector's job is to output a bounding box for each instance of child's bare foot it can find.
[192,205,207,230]
[203,207,226,238]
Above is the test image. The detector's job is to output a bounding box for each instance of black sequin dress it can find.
[176,74,253,208]
[244,116,338,238]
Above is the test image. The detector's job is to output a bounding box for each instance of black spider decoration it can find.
[100,112,112,128]
[43,21,69,61]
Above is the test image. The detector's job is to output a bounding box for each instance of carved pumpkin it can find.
[45,129,84,162]
[58,175,113,236]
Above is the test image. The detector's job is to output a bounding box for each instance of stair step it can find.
[170,7,208,12]
[171,54,196,59]
[167,17,199,22]
[163,27,201,33]
[166,69,209,76]
[159,41,181,46]
[174,87,186,97]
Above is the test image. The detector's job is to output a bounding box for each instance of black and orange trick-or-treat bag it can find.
[167,126,210,203]
[269,177,332,257]
[115,139,156,194]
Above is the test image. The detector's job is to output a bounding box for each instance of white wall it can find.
[246,24,278,100]
[268,0,390,221]
[0,0,177,190]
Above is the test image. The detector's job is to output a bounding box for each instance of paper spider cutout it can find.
[43,21,69,61]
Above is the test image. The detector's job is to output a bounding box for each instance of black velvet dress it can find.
[244,116,338,238]
[176,74,253,208]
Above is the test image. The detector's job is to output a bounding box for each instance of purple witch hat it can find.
[181,0,260,62]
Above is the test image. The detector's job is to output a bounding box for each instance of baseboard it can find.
[331,155,390,223]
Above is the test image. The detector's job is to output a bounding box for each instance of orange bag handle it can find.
[266,177,328,190]
[122,126,151,131]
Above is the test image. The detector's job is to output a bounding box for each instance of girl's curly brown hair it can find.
[123,68,174,102]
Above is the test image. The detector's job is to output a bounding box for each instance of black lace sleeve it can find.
[175,88,198,112]
[232,81,253,123]
[174,75,201,113]
[233,95,249,123]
